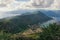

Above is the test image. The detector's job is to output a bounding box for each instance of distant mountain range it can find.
[9,11,52,25]
[6,9,60,17]
[0,11,52,33]
[0,9,60,19]
[41,10,60,17]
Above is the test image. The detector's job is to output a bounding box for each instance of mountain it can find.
[41,10,60,17]
[0,11,52,33]
[10,11,52,24]
[6,9,34,14]
[0,9,35,19]
[1,9,60,19]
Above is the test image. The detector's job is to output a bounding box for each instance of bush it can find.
[39,23,60,40]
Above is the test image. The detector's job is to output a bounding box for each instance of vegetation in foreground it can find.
[39,23,60,40]
[0,23,60,40]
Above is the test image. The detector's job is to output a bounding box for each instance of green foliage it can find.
[0,11,52,34]
[0,30,11,40]
[0,23,60,40]
[0,21,29,34]
[0,11,57,40]
[39,23,60,40]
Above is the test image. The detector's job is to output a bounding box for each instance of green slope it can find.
[0,11,52,34]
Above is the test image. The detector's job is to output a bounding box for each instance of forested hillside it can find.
[0,11,53,40]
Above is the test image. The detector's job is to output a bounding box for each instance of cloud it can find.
[16,0,30,1]
[0,0,60,19]
[29,0,54,8]
[14,0,60,10]
[25,0,60,9]
[50,0,60,9]
[0,0,60,12]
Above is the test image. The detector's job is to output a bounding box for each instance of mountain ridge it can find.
[0,11,52,33]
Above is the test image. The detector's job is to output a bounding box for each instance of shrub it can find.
[39,23,60,40]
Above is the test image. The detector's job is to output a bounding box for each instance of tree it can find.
[39,23,60,40]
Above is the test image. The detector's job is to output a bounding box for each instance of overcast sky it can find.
[0,0,60,12]
[0,0,60,19]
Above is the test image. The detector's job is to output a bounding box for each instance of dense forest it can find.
[0,11,52,33]
[0,11,59,40]
[0,23,60,40]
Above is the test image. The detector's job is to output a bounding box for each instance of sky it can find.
[0,0,60,19]
[0,0,60,12]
